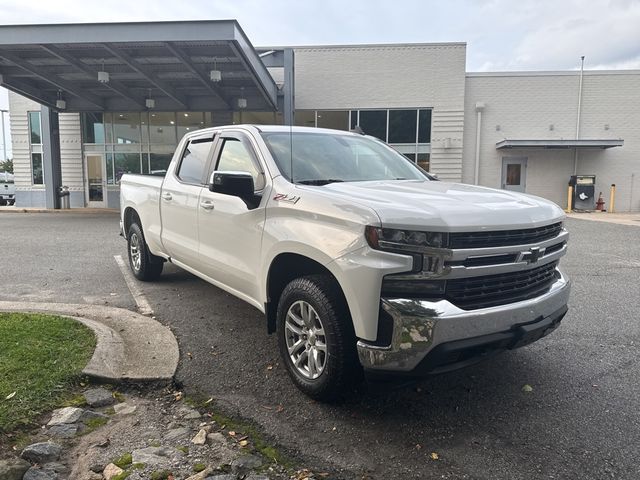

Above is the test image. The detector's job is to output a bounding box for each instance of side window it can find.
[177,139,213,184]
[216,138,265,190]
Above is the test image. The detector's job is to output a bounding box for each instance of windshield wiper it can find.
[296,179,345,186]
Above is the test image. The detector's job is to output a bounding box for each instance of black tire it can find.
[276,274,362,401]
[127,222,163,281]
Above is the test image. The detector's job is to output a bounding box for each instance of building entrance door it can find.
[86,154,107,207]
[501,156,527,192]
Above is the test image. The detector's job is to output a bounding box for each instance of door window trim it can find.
[173,132,218,186]
[208,131,266,191]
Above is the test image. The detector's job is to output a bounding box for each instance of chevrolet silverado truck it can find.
[120,125,570,400]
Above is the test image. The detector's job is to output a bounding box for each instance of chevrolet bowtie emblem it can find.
[526,247,542,263]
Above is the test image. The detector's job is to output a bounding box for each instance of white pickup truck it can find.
[120,125,570,400]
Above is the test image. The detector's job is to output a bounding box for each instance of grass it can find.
[0,312,96,432]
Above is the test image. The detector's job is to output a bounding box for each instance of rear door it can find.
[160,133,216,266]
[198,131,268,301]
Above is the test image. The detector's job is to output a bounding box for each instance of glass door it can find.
[86,154,107,207]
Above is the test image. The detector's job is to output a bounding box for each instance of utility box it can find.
[569,175,596,210]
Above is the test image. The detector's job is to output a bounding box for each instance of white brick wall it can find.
[294,44,467,181]
[463,71,640,211]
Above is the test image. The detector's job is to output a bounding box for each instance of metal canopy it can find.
[0,20,278,112]
[496,139,624,150]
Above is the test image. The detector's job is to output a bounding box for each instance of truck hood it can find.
[316,180,564,231]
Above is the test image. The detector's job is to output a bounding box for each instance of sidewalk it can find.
[566,211,640,227]
[0,206,119,214]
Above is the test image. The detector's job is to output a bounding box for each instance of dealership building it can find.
[1,20,638,211]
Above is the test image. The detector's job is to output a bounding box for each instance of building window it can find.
[358,110,387,141]
[294,110,315,127]
[29,111,41,144]
[388,110,417,144]
[31,153,43,185]
[28,111,44,185]
[316,111,349,130]
[81,113,105,144]
[418,110,432,143]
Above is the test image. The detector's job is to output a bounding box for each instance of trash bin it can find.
[59,185,70,209]
[569,175,596,210]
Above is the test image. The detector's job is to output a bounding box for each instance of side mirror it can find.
[209,171,257,207]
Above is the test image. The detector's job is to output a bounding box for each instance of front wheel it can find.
[276,274,362,401]
[127,222,163,281]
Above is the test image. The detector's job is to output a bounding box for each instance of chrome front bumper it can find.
[357,269,571,372]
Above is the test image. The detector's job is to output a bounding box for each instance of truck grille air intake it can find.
[449,223,563,249]
[446,261,559,310]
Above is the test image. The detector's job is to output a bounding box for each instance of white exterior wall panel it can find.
[464,71,640,211]
[58,112,84,191]
[294,44,466,181]
[8,92,40,190]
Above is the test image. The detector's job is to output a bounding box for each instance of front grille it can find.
[445,261,559,310]
[449,222,562,249]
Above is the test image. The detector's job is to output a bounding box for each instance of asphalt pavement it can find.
[2,211,639,479]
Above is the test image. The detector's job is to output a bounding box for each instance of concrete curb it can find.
[567,212,640,227]
[0,301,178,384]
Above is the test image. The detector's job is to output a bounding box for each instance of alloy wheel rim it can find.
[130,233,141,271]
[285,300,327,380]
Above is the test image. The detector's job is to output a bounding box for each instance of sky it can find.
[1,0,640,159]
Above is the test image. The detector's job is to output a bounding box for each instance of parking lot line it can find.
[114,255,154,316]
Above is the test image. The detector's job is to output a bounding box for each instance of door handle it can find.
[161,192,173,201]
[200,200,215,210]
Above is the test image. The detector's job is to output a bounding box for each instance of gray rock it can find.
[40,463,67,473]
[83,387,115,407]
[89,463,105,473]
[21,442,63,464]
[47,407,83,426]
[0,457,31,480]
[177,406,201,419]
[23,467,58,480]
[231,454,263,471]
[206,432,226,445]
[80,409,110,423]
[204,475,236,480]
[245,475,269,480]
[191,428,208,445]
[46,423,78,438]
[131,446,173,466]
[164,426,191,441]
[113,402,137,415]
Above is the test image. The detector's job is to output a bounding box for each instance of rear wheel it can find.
[127,222,163,281]
[276,274,362,401]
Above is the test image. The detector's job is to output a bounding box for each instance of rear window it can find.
[176,138,213,184]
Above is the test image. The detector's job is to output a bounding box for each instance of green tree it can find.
[0,158,13,173]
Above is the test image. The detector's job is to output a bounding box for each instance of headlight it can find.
[365,226,448,251]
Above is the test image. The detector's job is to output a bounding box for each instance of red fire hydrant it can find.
[596,192,605,211]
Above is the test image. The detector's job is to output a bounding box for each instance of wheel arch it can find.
[265,253,350,335]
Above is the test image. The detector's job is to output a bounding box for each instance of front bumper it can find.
[357,268,570,374]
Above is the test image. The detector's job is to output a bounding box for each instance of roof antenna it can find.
[350,125,365,135]
[289,69,294,183]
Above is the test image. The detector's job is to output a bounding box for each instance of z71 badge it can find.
[273,193,301,204]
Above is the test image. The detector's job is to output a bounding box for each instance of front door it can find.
[86,154,106,207]
[501,156,527,192]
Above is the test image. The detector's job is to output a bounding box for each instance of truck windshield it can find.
[261,132,428,184]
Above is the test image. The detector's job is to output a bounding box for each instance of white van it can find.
[0,171,15,206]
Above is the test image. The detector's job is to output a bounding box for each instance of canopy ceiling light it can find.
[237,87,247,109]
[56,91,66,110]
[145,89,155,109]
[210,58,222,82]
[97,70,110,83]
[97,59,109,83]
